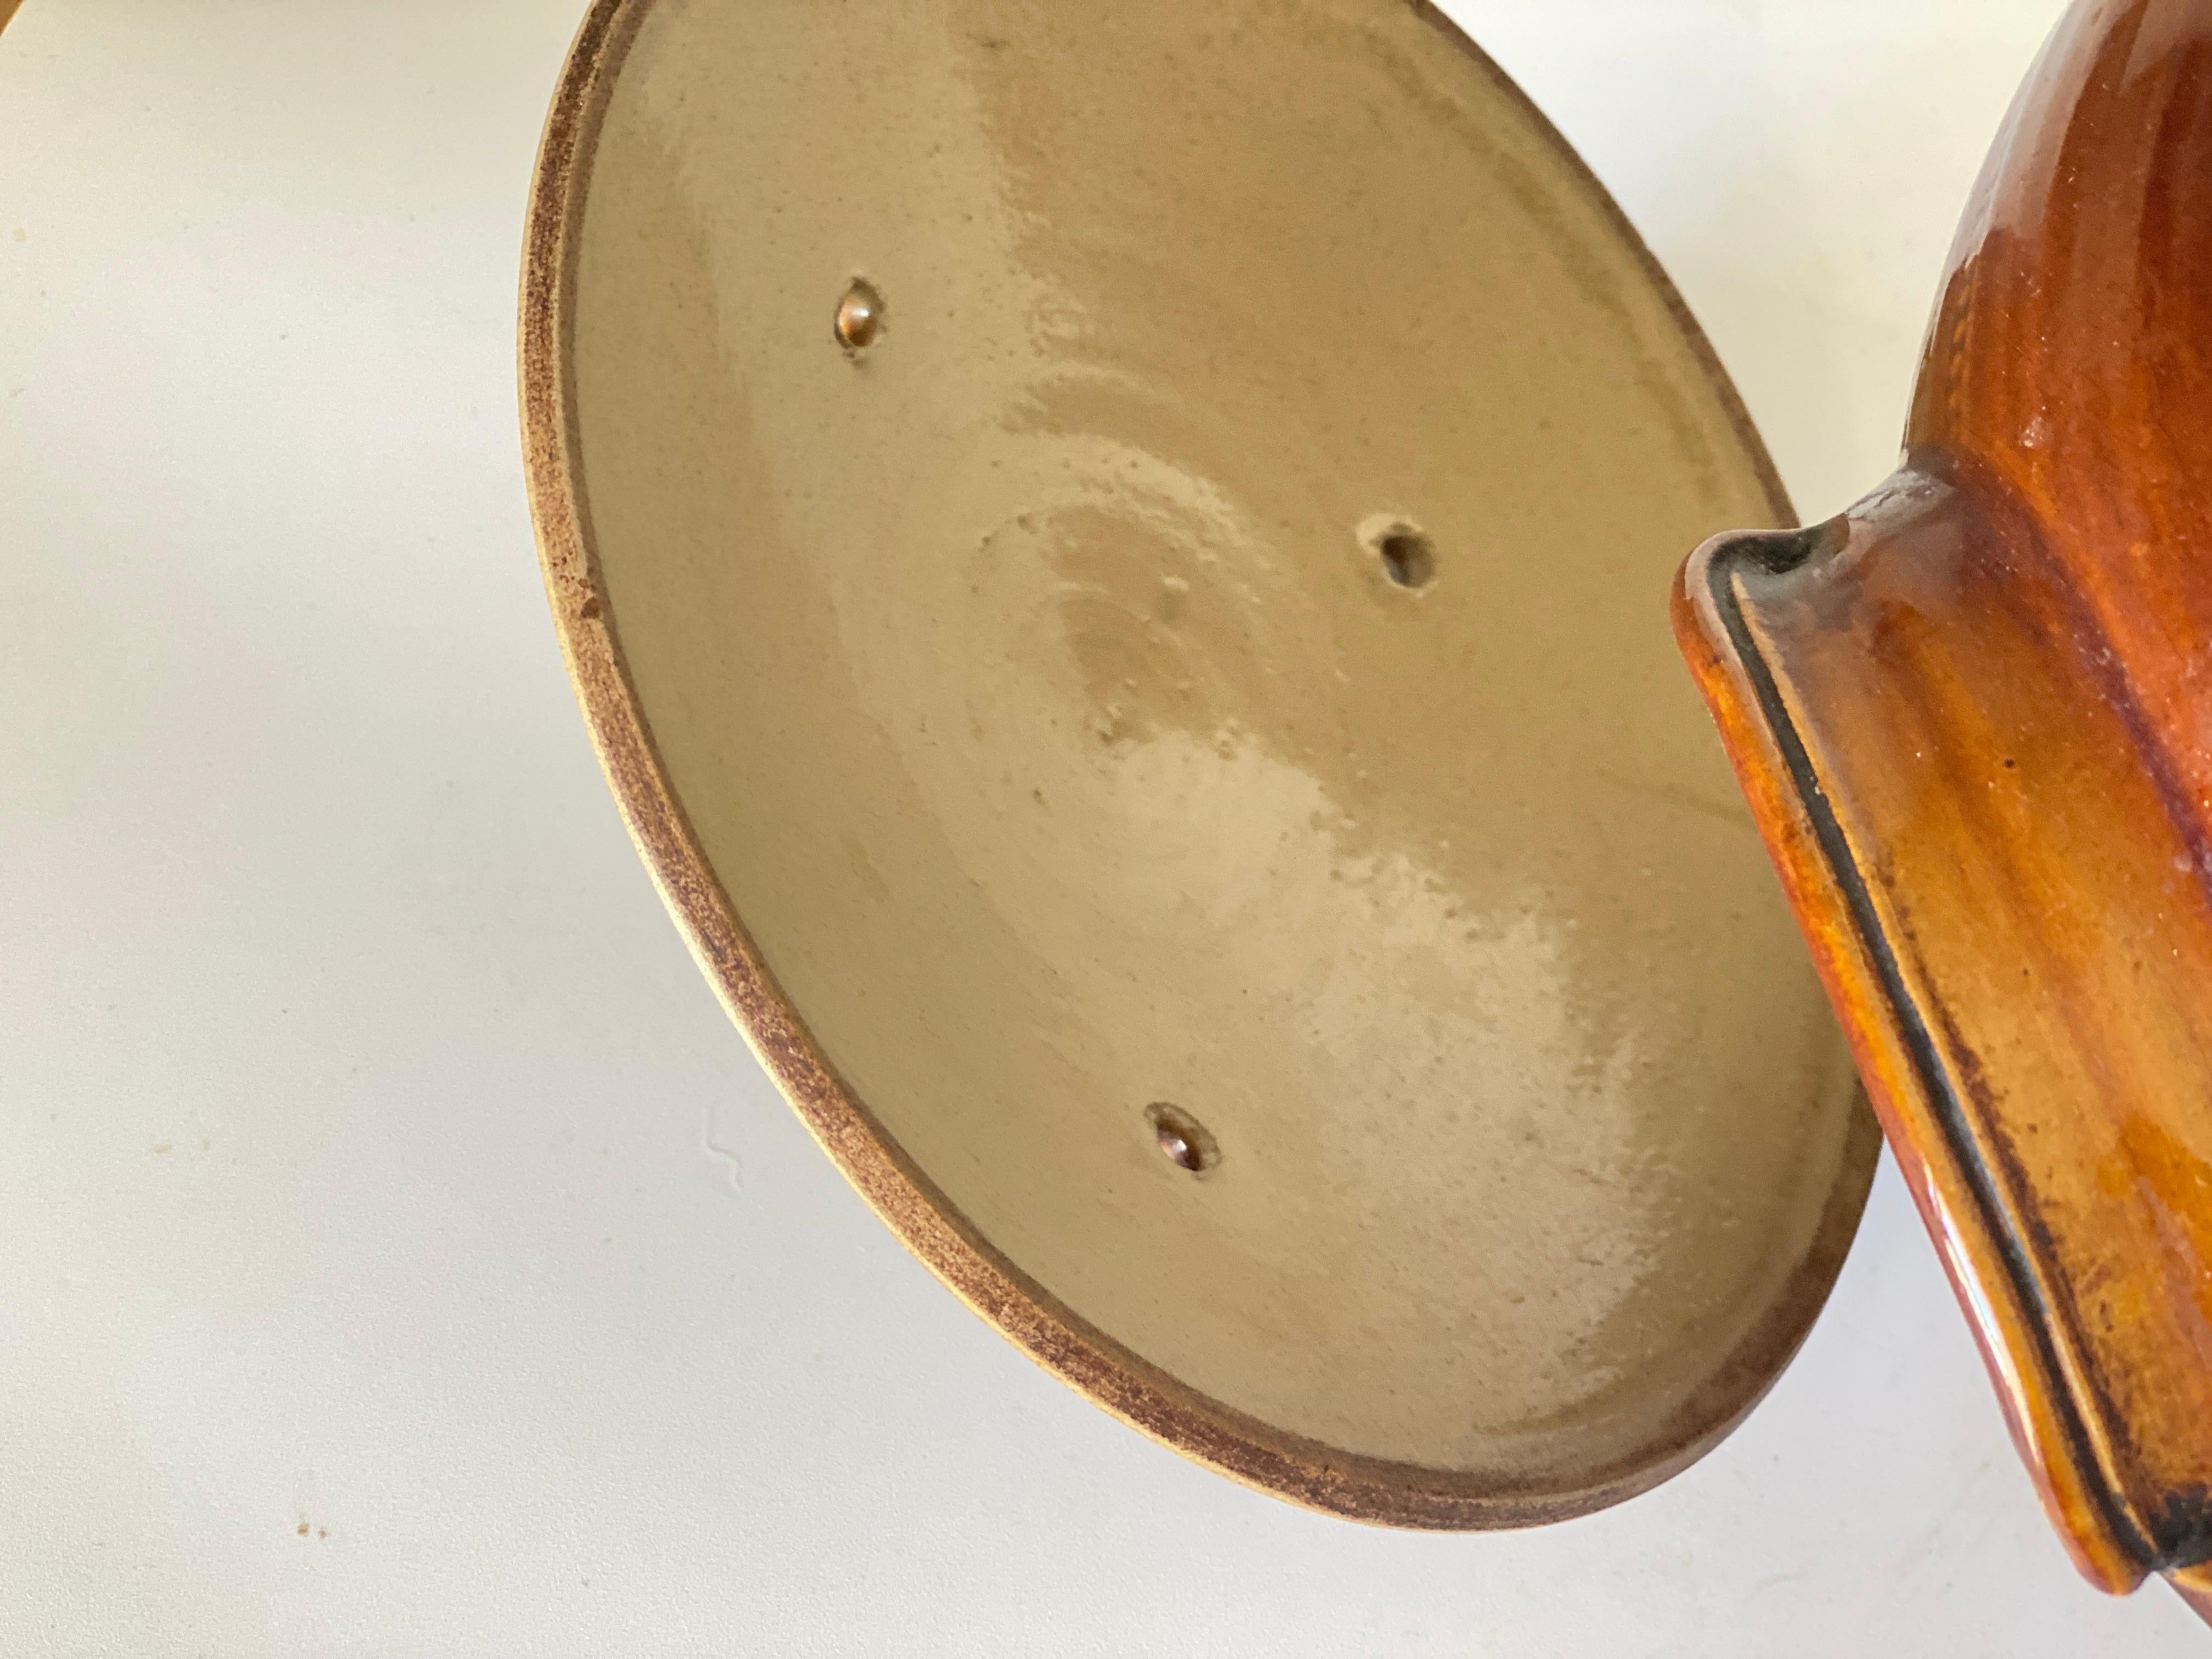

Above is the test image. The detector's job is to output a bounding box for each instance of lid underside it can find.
[524,0,1878,1523]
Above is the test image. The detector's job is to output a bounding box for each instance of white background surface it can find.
[3,1,2200,1653]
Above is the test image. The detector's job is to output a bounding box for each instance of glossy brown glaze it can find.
[2176,1558,2212,1623]
[526,0,1878,1526]
[1677,0,2212,1601]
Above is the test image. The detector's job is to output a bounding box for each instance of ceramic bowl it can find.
[1677,0,2212,1610]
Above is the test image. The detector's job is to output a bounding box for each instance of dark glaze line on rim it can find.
[520,0,1867,1528]
[1697,524,2150,1573]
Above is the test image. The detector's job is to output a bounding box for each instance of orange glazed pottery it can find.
[522,0,1880,1528]
[1677,0,2212,1617]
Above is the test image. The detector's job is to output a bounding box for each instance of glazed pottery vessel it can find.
[522,0,1877,1525]
[1676,0,2212,1617]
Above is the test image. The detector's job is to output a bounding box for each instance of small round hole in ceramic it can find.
[834,277,883,352]
[523,0,1877,1530]
[1365,520,1437,589]
[1146,1102,1217,1175]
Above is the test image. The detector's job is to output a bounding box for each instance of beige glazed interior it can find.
[525,0,1880,1523]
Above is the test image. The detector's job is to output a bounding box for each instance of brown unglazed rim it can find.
[517,0,1880,1528]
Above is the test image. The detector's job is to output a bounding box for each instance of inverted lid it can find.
[523,0,1876,1523]
[1676,0,2212,1605]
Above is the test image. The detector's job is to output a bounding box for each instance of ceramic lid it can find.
[521,0,1877,1525]
[1675,0,2212,1614]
